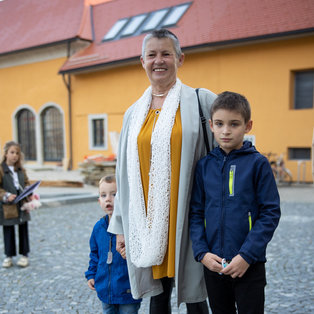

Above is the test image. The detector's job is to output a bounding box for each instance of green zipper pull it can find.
[229,165,236,196]
[248,211,252,231]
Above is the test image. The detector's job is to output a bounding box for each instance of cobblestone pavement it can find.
[0,187,313,313]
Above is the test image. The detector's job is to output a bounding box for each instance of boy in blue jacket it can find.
[189,91,280,314]
[85,175,141,314]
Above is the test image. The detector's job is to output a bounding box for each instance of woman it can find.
[108,29,216,313]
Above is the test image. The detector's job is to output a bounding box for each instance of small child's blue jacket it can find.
[189,141,281,265]
[85,215,141,305]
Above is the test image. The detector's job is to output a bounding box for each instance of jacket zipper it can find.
[220,156,227,257]
[108,235,112,303]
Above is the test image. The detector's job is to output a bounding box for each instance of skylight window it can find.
[102,3,191,42]
[103,18,128,41]
[121,14,147,36]
[142,9,169,32]
[162,3,190,27]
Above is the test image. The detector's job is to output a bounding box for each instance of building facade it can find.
[1,0,313,182]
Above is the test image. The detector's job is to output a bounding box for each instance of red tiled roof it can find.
[59,0,314,73]
[1,0,313,71]
[0,0,92,55]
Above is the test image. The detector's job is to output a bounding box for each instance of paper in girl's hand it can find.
[14,180,41,204]
[21,193,42,211]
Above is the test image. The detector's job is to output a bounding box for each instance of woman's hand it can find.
[220,254,249,278]
[116,234,126,259]
[87,279,95,290]
[201,252,222,273]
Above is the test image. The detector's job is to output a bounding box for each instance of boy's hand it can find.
[87,279,95,290]
[120,247,126,259]
[116,234,126,259]
[201,252,222,273]
[221,254,249,278]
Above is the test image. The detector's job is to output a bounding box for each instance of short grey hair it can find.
[141,29,182,59]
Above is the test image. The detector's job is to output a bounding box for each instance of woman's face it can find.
[141,37,184,90]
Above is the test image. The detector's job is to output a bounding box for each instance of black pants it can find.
[3,222,30,257]
[149,277,209,314]
[204,262,266,314]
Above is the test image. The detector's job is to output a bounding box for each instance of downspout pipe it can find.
[62,41,73,170]
[61,5,95,170]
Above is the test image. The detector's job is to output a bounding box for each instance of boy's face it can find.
[98,181,116,218]
[210,109,252,154]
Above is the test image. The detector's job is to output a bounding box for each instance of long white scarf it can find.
[127,79,182,268]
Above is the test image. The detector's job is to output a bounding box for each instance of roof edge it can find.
[59,27,314,75]
[189,27,314,51]
[0,38,92,58]
[59,56,140,75]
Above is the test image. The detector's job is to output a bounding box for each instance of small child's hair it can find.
[1,141,24,170]
[210,91,251,123]
[99,174,116,186]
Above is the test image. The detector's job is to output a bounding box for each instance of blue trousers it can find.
[102,302,140,314]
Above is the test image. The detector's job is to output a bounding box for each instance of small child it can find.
[85,175,141,314]
[189,91,281,314]
[0,141,31,268]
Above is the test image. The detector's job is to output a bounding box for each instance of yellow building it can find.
[1,0,314,182]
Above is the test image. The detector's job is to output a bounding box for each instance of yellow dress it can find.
[138,108,182,279]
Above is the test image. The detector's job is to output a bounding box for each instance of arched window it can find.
[41,106,64,161]
[17,109,36,160]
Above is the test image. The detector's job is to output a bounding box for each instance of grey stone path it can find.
[0,186,313,313]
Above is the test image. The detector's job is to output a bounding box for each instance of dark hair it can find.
[1,141,24,170]
[142,28,182,59]
[99,174,116,186]
[210,91,251,123]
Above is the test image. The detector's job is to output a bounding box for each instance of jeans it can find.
[204,262,266,314]
[102,302,140,314]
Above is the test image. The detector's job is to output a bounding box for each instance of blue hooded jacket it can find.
[189,141,280,265]
[85,215,141,304]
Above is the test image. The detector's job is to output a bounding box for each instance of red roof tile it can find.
[60,0,314,73]
[0,0,92,55]
[1,0,313,71]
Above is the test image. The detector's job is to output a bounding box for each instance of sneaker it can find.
[2,257,13,268]
[17,256,29,267]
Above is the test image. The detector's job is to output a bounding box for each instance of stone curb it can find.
[40,193,98,207]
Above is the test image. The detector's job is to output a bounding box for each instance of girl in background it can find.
[0,141,31,268]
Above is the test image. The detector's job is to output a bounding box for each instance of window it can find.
[294,70,314,109]
[103,18,128,41]
[41,107,64,161]
[288,147,311,160]
[121,14,147,37]
[16,109,37,160]
[102,3,191,41]
[142,9,169,32]
[88,114,108,150]
[161,3,190,27]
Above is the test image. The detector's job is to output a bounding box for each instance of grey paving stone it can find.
[0,190,313,313]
